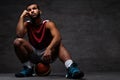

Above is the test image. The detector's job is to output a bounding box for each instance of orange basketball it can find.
[35,63,51,76]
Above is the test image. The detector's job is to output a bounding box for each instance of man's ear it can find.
[39,10,42,14]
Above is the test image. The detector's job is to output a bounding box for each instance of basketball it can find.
[35,63,51,76]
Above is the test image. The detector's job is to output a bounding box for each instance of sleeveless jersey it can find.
[27,20,53,50]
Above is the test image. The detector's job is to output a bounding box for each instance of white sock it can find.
[65,59,73,68]
[23,61,33,69]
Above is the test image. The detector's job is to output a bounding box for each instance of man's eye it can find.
[33,7,37,10]
[27,9,30,11]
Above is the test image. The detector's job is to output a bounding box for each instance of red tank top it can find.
[27,20,53,50]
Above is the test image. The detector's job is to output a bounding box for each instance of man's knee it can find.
[13,38,24,46]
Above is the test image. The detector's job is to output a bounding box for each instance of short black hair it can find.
[26,3,40,10]
[24,0,40,9]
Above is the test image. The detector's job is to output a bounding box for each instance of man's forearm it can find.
[16,17,26,38]
[47,36,61,50]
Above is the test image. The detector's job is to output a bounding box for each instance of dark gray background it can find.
[0,0,120,74]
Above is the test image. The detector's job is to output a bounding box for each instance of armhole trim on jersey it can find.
[26,20,31,23]
[43,20,50,24]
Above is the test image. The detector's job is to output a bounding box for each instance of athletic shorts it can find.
[29,46,58,64]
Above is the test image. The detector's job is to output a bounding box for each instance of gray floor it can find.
[0,72,120,80]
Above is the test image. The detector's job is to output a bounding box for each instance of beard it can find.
[30,13,41,24]
[30,13,40,20]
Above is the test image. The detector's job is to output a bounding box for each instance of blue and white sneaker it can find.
[15,66,33,77]
[66,63,84,79]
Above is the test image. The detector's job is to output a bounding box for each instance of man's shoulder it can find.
[43,20,55,25]
[43,20,56,29]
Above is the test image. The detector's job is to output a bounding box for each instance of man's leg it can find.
[13,38,34,77]
[58,43,84,79]
[58,43,72,62]
[13,38,33,62]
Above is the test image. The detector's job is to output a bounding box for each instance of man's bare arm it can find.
[46,21,62,50]
[16,10,29,38]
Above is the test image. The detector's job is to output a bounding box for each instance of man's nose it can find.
[31,9,34,13]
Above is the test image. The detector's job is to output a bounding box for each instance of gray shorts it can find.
[29,46,57,64]
[32,46,45,56]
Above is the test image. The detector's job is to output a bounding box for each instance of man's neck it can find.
[31,17,42,26]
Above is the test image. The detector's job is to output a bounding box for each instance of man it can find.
[13,3,84,79]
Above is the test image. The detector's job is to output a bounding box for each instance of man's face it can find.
[27,4,40,19]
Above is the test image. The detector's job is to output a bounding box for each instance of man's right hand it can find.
[20,10,29,18]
